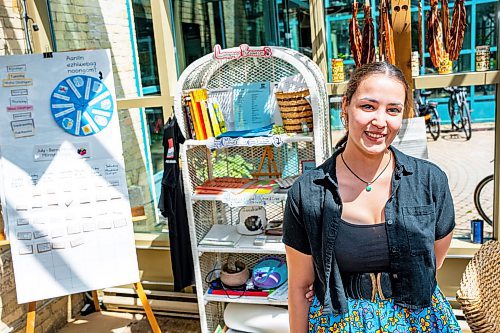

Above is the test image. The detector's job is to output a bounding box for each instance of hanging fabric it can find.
[158,116,195,291]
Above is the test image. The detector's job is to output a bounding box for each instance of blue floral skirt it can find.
[308,286,461,332]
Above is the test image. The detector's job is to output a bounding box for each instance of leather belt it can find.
[343,272,393,301]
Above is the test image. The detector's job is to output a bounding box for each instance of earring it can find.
[341,113,348,130]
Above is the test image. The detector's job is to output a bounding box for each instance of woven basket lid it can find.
[456,240,500,332]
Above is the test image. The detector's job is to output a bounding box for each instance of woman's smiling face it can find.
[343,74,406,156]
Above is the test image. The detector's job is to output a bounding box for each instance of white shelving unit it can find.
[174,46,329,333]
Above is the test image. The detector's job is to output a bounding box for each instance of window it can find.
[132,0,160,95]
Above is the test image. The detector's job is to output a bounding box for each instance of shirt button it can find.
[390,246,397,253]
[387,219,393,225]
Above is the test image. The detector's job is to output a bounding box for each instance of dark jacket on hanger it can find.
[158,116,195,291]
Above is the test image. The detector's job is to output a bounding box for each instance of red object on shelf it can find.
[208,288,269,297]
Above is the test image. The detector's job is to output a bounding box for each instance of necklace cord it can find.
[341,152,392,186]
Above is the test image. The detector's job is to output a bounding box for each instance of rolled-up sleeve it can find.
[434,171,455,240]
[282,183,312,255]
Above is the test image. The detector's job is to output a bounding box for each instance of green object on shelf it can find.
[271,125,286,135]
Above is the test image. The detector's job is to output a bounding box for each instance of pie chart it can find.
[50,75,114,136]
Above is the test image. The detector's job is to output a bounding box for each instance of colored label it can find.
[3,78,33,87]
[7,105,33,112]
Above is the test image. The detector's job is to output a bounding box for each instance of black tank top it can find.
[335,219,390,273]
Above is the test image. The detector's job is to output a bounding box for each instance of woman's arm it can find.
[286,245,315,333]
[434,231,453,269]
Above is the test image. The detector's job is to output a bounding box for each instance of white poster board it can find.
[0,50,139,304]
[392,116,429,160]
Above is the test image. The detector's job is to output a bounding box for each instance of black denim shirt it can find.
[283,146,455,315]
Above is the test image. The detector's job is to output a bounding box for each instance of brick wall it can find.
[0,2,27,55]
[49,0,156,229]
[0,3,85,332]
[0,0,154,330]
[0,247,85,333]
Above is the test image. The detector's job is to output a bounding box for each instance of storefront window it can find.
[281,1,311,56]
[132,0,160,95]
[172,0,311,72]
[476,2,497,48]
[326,0,498,241]
[119,108,158,233]
[325,2,356,81]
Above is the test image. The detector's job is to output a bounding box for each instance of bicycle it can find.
[444,86,472,140]
[474,173,494,227]
[413,90,441,141]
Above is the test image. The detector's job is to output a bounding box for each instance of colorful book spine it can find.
[207,102,221,137]
[188,91,207,140]
[213,102,227,133]
[182,100,196,140]
[196,89,214,138]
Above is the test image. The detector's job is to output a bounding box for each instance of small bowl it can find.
[220,261,249,287]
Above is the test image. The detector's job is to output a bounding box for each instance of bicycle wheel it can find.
[474,174,493,226]
[427,107,440,141]
[460,103,472,140]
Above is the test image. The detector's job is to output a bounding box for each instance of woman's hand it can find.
[305,284,314,302]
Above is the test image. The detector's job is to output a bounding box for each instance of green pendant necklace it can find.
[341,152,392,192]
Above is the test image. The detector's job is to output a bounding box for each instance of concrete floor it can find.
[57,311,201,333]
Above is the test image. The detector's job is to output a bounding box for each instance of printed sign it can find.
[7,64,27,72]
[11,119,35,138]
[2,78,33,87]
[7,105,33,112]
[50,75,114,136]
[33,142,91,161]
[11,89,28,96]
[10,97,28,106]
[8,72,26,79]
[0,50,139,304]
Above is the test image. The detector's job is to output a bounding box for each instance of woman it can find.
[283,62,460,332]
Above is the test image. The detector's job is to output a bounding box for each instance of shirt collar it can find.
[311,144,414,187]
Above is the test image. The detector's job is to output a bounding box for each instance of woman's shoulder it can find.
[391,146,448,184]
[288,155,336,197]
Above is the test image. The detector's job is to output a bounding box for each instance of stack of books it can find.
[194,177,279,196]
[182,88,227,140]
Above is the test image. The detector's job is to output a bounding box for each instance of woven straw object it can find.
[456,240,500,333]
[275,89,313,133]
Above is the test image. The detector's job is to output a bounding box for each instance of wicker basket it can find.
[275,89,313,133]
[456,240,500,333]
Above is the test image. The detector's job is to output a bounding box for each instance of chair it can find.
[456,240,500,333]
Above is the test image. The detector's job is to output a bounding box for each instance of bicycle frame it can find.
[445,86,472,140]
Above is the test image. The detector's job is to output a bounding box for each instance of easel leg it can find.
[134,282,161,333]
[26,302,36,333]
[91,290,101,312]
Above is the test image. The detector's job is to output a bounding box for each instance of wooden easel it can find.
[26,282,161,333]
[251,146,281,178]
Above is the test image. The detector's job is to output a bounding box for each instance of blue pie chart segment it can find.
[50,75,114,136]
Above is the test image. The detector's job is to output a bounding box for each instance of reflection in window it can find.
[132,0,160,94]
[476,2,497,47]
[146,107,165,175]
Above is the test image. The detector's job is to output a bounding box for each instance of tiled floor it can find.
[427,124,495,239]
